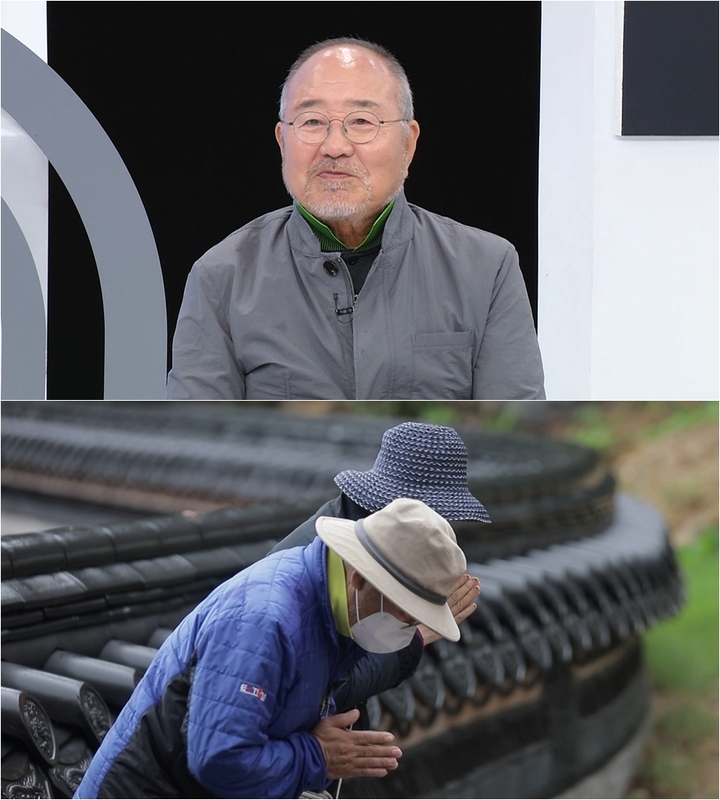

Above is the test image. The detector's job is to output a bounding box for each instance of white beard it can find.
[302,182,371,222]
[282,150,409,226]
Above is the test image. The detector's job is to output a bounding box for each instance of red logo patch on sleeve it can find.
[239,682,267,701]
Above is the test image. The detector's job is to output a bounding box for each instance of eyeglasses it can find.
[282,110,409,144]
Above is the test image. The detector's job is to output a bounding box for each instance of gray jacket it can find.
[166,192,545,399]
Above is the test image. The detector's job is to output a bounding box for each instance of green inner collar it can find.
[296,201,394,252]
[326,547,352,638]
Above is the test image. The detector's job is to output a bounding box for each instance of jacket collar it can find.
[288,190,414,257]
[305,537,360,665]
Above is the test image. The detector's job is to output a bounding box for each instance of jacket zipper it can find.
[320,691,332,718]
[333,259,356,321]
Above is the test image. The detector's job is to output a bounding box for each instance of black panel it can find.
[47,164,104,399]
[46,2,542,391]
[622,1,719,136]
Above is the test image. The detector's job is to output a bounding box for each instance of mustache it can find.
[308,160,368,180]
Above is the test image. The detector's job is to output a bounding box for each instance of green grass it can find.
[627,527,719,798]
[643,527,719,693]
[641,402,719,442]
[564,403,619,452]
[546,401,718,457]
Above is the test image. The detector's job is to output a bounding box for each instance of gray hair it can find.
[279,37,415,124]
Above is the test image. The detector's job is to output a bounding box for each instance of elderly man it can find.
[166,37,545,400]
[74,499,472,799]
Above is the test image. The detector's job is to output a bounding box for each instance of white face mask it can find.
[351,591,417,653]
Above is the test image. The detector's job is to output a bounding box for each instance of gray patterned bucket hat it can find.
[334,422,491,522]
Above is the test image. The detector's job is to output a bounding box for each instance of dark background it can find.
[46,2,542,398]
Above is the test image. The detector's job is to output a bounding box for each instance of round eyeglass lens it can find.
[291,111,382,143]
[342,111,382,143]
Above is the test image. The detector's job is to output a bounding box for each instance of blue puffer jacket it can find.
[74,538,365,799]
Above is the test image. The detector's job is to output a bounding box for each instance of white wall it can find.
[1,1,49,383]
[0,0,45,56]
[1,0,48,289]
[538,1,719,400]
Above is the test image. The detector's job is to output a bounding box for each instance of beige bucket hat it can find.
[315,497,467,641]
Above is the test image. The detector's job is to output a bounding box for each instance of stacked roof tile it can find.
[1,403,684,798]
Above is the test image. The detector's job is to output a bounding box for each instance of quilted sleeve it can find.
[185,602,328,798]
[333,629,424,713]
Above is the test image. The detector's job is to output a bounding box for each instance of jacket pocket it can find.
[244,365,293,399]
[411,329,475,399]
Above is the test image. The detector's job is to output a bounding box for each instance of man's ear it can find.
[275,122,284,154]
[403,119,420,167]
[349,569,366,591]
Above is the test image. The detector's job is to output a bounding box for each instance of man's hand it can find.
[418,573,480,646]
[311,709,402,779]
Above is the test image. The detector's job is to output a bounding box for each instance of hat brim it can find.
[316,516,460,642]
[334,470,491,523]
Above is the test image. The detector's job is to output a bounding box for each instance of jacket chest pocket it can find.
[411,329,475,399]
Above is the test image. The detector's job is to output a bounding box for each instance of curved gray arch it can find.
[1,199,46,399]
[1,29,167,399]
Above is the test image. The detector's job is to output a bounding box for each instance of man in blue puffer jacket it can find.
[74,498,471,799]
